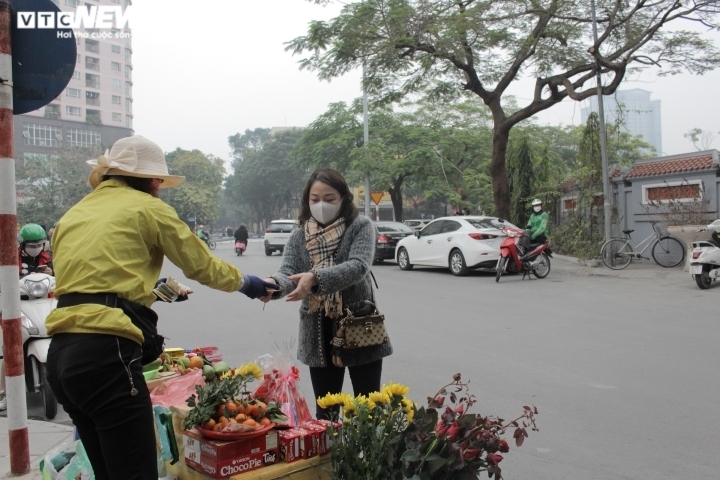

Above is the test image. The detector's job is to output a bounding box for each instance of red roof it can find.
[624,154,715,179]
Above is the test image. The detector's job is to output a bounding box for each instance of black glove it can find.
[240,275,280,299]
[155,278,190,302]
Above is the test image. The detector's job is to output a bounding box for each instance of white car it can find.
[264,220,297,256]
[395,216,518,276]
[404,219,432,231]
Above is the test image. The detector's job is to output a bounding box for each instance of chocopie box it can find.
[183,429,278,462]
[278,428,318,463]
[309,419,342,455]
[185,449,279,479]
[300,421,329,456]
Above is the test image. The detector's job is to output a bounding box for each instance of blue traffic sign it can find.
[11,0,76,115]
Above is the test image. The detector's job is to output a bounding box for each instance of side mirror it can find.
[414,231,421,239]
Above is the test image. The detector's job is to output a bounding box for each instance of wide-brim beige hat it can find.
[87,135,185,189]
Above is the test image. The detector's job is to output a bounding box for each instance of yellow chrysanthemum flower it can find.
[369,391,391,406]
[407,408,415,423]
[401,398,414,414]
[236,362,263,380]
[317,393,343,410]
[220,371,233,380]
[382,383,410,398]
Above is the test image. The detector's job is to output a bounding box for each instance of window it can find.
[23,124,62,147]
[66,106,81,117]
[111,61,121,71]
[76,54,81,63]
[65,0,77,6]
[72,71,81,80]
[86,91,100,106]
[85,39,99,54]
[86,109,101,125]
[85,73,100,88]
[440,221,461,234]
[125,98,132,113]
[112,78,121,88]
[125,49,132,62]
[125,82,132,97]
[111,44,121,54]
[376,222,413,233]
[268,222,296,233]
[562,197,577,212]
[66,87,81,98]
[420,221,443,237]
[642,181,703,204]
[44,104,60,120]
[112,112,122,122]
[465,219,515,230]
[125,65,132,80]
[125,115,133,129]
[112,95,121,105]
[67,129,101,147]
[24,152,53,162]
[85,56,100,71]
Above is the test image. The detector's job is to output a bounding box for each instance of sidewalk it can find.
[0,418,74,479]
[552,253,688,279]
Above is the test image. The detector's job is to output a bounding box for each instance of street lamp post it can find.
[362,64,371,218]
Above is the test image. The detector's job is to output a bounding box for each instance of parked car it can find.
[264,220,298,256]
[395,216,518,276]
[373,221,414,264]
[404,219,432,231]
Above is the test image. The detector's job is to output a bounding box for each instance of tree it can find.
[507,137,535,227]
[161,149,225,226]
[16,147,98,227]
[228,128,272,162]
[225,129,306,228]
[289,0,720,219]
[684,127,718,151]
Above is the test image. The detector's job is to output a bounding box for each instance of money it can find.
[153,277,189,302]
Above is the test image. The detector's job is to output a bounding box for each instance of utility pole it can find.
[591,0,613,242]
[0,0,31,474]
[362,64,371,218]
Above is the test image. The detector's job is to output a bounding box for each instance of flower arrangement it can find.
[320,374,538,480]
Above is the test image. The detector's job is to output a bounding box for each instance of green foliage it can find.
[507,137,535,228]
[160,149,225,225]
[16,147,99,227]
[225,129,306,227]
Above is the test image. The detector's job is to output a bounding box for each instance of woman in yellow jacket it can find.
[45,136,277,480]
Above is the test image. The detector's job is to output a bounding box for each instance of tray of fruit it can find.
[195,422,276,441]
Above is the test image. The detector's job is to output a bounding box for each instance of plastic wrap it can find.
[40,441,94,480]
[150,369,205,407]
[253,353,312,427]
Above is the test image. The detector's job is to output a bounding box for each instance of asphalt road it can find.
[22,240,720,479]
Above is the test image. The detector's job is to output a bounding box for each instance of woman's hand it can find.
[286,272,318,302]
[259,278,277,303]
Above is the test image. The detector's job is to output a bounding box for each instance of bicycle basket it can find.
[654,223,669,237]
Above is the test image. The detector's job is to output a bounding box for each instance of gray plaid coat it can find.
[269,216,393,368]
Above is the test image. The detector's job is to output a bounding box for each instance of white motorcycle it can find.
[0,273,58,419]
[690,221,720,290]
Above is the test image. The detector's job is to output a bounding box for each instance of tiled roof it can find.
[624,154,715,179]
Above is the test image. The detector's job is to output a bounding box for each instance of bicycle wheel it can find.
[601,239,632,270]
[652,236,684,268]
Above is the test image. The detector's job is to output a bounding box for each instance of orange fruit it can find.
[229,418,237,424]
[259,417,271,426]
[250,402,266,418]
[188,356,204,369]
[235,414,247,422]
[242,419,257,427]
[213,423,223,432]
[201,419,216,431]
[219,416,229,427]
[226,402,238,414]
[215,405,226,419]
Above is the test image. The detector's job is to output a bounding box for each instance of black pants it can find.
[309,318,383,419]
[46,334,157,480]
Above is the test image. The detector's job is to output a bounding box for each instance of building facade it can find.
[581,88,662,156]
[16,0,134,163]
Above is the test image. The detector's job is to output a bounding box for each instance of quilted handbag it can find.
[341,301,388,349]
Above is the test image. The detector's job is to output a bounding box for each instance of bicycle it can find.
[600,222,685,270]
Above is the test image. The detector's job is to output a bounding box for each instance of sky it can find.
[131,0,720,166]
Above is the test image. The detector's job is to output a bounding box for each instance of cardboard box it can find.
[300,422,329,456]
[183,429,278,462]
[278,428,319,463]
[185,448,279,479]
[307,420,342,456]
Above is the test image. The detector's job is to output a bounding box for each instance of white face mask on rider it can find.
[533,206,542,213]
[25,245,44,257]
[310,201,342,225]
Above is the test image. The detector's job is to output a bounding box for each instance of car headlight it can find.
[20,313,39,336]
[24,278,50,298]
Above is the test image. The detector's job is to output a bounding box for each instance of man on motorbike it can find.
[234,224,249,244]
[18,223,53,277]
[196,225,209,243]
[527,199,549,244]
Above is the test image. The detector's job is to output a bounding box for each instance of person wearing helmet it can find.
[234,224,249,244]
[18,223,53,277]
[196,225,209,243]
[526,199,549,244]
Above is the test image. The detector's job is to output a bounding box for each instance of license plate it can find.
[690,265,703,275]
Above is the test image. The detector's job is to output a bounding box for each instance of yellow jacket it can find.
[46,179,243,345]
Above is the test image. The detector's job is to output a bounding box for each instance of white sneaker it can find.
[0,392,6,411]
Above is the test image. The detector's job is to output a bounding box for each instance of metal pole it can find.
[362,64,371,218]
[0,0,31,474]
[591,0,613,242]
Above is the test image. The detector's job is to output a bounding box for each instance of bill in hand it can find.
[153,277,189,302]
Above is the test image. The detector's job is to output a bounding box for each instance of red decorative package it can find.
[253,353,312,427]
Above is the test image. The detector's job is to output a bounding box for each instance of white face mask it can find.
[310,201,342,225]
[533,206,542,213]
[25,245,43,257]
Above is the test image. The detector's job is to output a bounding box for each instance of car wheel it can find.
[265,248,272,256]
[397,248,413,271]
[449,249,469,276]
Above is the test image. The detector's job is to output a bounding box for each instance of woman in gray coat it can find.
[261,168,392,418]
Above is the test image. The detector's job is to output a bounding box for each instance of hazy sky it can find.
[131,1,720,166]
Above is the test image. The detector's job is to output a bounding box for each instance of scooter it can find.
[235,241,247,256]
[0,273,58,419]
[495,227,553,283]
[690,224,720,289]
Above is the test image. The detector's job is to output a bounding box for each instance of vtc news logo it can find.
[17,6,131,38]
